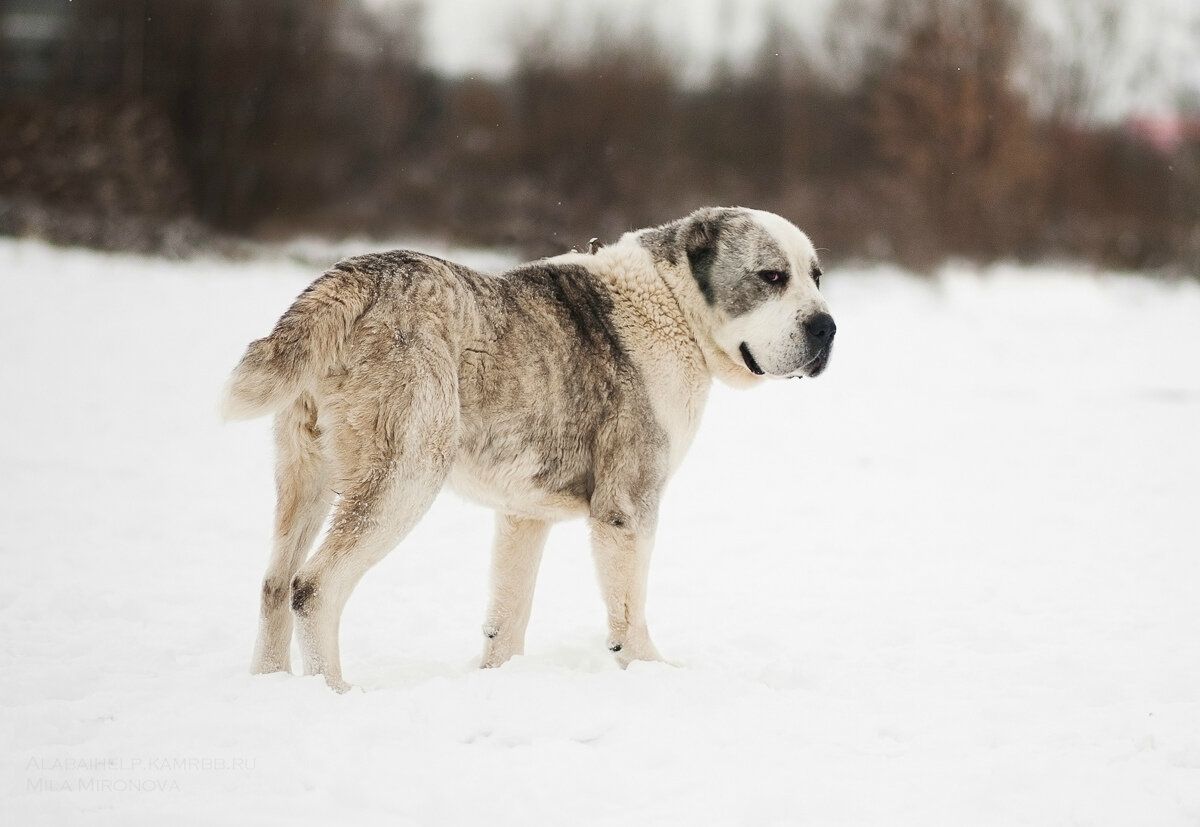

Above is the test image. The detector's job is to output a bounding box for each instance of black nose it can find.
[805,312,836,345]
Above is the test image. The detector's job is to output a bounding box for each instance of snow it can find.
[2,238,1199,825]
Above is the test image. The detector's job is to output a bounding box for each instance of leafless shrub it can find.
[1,0,1195,273]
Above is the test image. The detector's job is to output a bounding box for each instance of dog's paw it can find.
[321,675,353,694]
[250,657,291,675]
[480,623,526,669]
[609,631,663,669]
[479,652,512,669]
[480,642,518,670]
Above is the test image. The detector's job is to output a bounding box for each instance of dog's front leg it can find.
[480,513,550,668]
[589,515,664,668]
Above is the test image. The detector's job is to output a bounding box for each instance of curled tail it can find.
[222,268,377,421]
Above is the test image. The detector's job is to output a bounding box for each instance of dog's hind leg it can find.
[290,350,460,691]
[480,513,551,668]
[252,397,331,675]
[291,454,452,691]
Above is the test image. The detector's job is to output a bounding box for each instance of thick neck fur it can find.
[624,228,764,390]
[543,231,763,390]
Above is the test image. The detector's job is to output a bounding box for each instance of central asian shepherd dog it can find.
[223,206,836,691]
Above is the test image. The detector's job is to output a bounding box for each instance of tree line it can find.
[0,0,1196,272]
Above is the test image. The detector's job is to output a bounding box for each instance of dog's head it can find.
[653,207,835,380]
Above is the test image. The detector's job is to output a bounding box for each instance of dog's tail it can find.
[222,268,376,421]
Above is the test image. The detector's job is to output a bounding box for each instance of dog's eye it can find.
[758,270,788,286]
[811,266,823,288]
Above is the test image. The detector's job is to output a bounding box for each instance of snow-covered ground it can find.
[1,238,1198,826]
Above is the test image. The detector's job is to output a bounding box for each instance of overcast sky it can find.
[366,0,1200,120]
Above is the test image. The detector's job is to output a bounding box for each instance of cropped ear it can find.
[684,208,723,264]
[684,208,725,304]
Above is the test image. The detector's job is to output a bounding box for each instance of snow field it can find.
[1,238,1198,825]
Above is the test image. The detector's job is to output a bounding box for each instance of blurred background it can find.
[1,0,1197,271]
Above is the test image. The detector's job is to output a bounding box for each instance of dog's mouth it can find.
[786,349,831,380]
[799,349,830,378]
[741,342,833,379]
[739,342,765,376]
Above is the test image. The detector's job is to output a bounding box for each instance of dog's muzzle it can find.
[740,312,836,378]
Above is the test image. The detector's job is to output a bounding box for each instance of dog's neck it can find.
[621,234,763,390]
[550,238,762,389]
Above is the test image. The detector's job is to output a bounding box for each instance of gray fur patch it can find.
[401,257,670,516]
[262,578,289,608]
[637,207,793,317]
[291,577,315,615]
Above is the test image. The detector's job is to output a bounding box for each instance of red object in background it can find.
[1126,114,1200,154]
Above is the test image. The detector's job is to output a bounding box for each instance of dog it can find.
[224,206,835,691]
